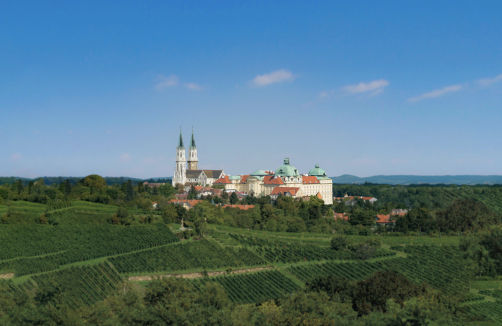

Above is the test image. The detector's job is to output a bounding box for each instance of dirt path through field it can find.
[128,266,273,281]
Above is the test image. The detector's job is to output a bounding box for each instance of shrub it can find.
[331,236,347,251]
[358,228,371,236]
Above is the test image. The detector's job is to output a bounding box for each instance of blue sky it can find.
[1,1,502,178]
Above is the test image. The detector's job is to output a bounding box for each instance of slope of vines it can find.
[0,223,180,276]
[108,239,267,274]
[30,264,122,309]
[192,270,300,303]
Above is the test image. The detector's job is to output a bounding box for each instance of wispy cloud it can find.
[408,84,463,102]
[119,153,131,163]
[251,69,295,87]
[184,83,203,91]
[155,75,179,90]
[10,153,22,162]
[342,79,389,94]
[476,73,502,86]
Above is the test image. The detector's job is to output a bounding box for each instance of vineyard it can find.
[192,270,300,303]
[225,233,395,263]
[31,263,122,308]
[287,260,391,282]
[108,239,267,274]
[462,300,502,324]
[384,245,470,295]
[286,245,470,295]
[0,222,180,276]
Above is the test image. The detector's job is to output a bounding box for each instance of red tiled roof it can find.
[194,186,203,191]
[214,176,231,184]
[175,193,188,200]
[263,176,284,185]
[270,187,300,196]
[302,176,320,184]
[316,192,323,199]
[334,196,376,201]
[222,204,255,210]
[210,188,223,195]
[240,175,250,183]
[168,199,203,206]
[333,213,349,221]
[376,214,395,224]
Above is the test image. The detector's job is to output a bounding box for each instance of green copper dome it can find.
[275,158,300,177]
[229,175,241,180]
[308,164,327,177]
[250,170,269,176]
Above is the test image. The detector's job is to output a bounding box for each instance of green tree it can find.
[349,210,375,226]
[188,185,198,199]
[16,179,23,195]
[125,180,134,202]
[331,236,347,250]
[137,182,144,193]
[28,181,34,195]
[229,192,239,204]
[437,199,500,231]
[220,191,229,204]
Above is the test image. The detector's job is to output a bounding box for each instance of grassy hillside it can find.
[1,199,502,325]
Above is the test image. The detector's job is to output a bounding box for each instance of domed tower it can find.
[308,164,327,178]
[274,158,300,177]
[187,127,198,170]
[173,128,186,186]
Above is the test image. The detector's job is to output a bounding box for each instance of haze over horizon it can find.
[2,1,501,179]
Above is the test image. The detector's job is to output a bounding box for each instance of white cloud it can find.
[155,74,179,90]
[251,69,295,87]
[342,79,389,94]
[184,82,203,91]
[477,73,502,86]
[10,153,22,162]
[408,84,463,102]
[119,153,131,163]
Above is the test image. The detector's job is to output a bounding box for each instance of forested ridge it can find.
[2,176,502,324]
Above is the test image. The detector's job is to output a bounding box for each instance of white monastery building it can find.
[173,129,333,204]
[213,158,333,205]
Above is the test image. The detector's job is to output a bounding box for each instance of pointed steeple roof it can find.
[190,127,196,148]
[178,127,184,148]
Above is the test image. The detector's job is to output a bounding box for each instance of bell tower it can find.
[187,127,198,170]
[173,127,186,186]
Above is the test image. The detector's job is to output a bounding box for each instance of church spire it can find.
[190,127,196,148]
[178,127,184,148]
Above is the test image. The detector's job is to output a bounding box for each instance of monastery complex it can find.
[173,129,333,205]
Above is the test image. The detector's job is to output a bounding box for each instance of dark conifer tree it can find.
[230,192,239,204]
[126,179,134,201]
[17,179,24,195]
[65,179,72,196]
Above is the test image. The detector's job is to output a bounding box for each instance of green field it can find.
[1,199,502,325]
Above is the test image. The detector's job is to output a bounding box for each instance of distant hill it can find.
[330,174,502,185]
[0,176,173,186]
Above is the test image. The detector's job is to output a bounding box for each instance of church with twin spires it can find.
[172,128,333,204]
[172,128,225,187]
